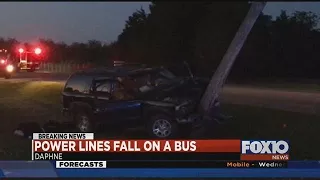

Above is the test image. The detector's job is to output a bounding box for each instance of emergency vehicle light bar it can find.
[34,48,41,55]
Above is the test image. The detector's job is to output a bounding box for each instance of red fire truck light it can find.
[34,48,41,55]
[18,48,24,53]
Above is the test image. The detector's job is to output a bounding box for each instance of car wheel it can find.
[74,112,94,132]
[4,73,11,79]
[147,114,178,139]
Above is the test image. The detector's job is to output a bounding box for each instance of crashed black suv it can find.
[62,66,208,138]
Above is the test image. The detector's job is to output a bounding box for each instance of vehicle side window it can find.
[111,81,133,100]
[94,80,112,96]
[64,74,92,94]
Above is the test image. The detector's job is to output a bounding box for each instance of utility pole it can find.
[199,2,266,114]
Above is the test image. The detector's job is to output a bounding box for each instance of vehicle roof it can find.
[73,66,164,78]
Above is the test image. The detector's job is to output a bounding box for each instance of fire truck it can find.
[16,46,43,72]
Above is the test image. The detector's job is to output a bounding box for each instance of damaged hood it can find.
[140,76,208,106]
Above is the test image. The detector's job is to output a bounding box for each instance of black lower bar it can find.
[103,161,287,168]
[61,152,239,161]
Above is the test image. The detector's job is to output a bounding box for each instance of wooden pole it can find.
[199,2,266,113]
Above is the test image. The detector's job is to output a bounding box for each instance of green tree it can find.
[117,7,148,63]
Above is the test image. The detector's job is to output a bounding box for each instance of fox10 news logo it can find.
[241,140,289,161]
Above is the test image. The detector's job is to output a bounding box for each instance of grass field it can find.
[0,81,319,160]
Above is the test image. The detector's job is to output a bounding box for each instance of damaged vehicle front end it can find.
[137,75,208,138]
[156,92,203,124]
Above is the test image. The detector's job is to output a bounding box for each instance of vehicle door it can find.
[92,78,117,124]
[62,74,95,110]
[109,80,142,127]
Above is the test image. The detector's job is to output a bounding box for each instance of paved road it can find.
[1,72,319,115]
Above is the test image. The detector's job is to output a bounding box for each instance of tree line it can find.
[116,2,320,80]
[0,2,319,80]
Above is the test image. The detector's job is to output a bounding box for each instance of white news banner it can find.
[56,161,107,168]
[33,133,94,140]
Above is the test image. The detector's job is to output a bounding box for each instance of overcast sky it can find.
[0,2,318,44]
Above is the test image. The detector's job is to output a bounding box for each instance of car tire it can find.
[147,114,179,139]
[73,111,94,132]
[4,73,11,79]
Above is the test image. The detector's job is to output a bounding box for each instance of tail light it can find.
[0,60,5,64]
[18,48,24,53]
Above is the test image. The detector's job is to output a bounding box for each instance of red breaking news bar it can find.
[33,140,241,153]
